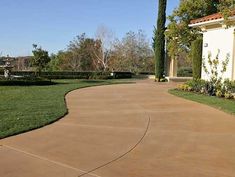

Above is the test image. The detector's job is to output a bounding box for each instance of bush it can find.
[186,79,207,93]
[191,39,203,79]
[138,72,155,75]
[0,71,135,80]
[111,72,133,79]
[216,90,223,97]
[177,67,193,77]
[224,91,233,99]
[223,79,235,93]
[0,71,110,80]
[0,77,55,86]
[177,78,235,100]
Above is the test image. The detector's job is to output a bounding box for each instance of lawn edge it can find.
[1,81,134,140]
[168,88,235,116]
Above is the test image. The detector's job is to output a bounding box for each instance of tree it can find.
[68,33,97,71]
[92,25,114,71]
[191,38,203,79]
[48,34,99,72]
[31,44,50,76]
[219,0,235,23]
[110,30,154,73]
[166,0,219,60]
[155,0,167,81]
[165,0,235,61]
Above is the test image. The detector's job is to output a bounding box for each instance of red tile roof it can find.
[190,11,235,25]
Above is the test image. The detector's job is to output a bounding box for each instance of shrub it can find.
[160,78,168,82]
[216,90,223,97]
[223,79,235,93]
[186,79,207,93]
[2,71,133,80]
[138,72,155,75]
[111,72,133,79]
[202,50,230,91]
[0,77,55,86]
[224,91,233,99]
[177,67,193,77]
[178,83,190,91]
[178,78,235,100]
[191,39,203,79]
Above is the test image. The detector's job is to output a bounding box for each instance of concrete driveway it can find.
[1,80,235,177]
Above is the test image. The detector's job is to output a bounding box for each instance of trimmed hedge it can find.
[177,67,193,77]
[0,71,133,80]
[138,72,155,75]
[0,80,55,86]
[0,76,55,86]
[112,72,133,79]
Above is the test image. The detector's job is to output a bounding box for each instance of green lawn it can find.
[0,79,132,139]
[169,89,235,115]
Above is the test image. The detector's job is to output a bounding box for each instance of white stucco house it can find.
[189,11,235,80]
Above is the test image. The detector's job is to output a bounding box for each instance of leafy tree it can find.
[155,0,167,81]
[166,0,235,60]
[46,53,63,71]
[48,34,99,72]
[31,44,50,75]
[219,0,235,23]
[68,33,97,71]
[166,0,219,59]
[110,30,154,73]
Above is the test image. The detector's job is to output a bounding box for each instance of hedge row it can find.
[0,80,55,86]
[0,71,133,80]
[177,67,193,77]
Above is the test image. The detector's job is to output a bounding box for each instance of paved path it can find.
[1,80,235,177]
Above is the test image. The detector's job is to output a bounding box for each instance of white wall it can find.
[202,27,235,80]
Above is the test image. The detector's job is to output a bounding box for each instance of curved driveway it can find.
[1,80,235,177]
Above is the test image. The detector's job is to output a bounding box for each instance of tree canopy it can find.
[165,0,235,60]
[47,30,154,73]
[31,44,51,75]
[110,30,154,72]
[166,0,219,59]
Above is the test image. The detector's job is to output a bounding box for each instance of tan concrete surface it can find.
[1,80,235,177]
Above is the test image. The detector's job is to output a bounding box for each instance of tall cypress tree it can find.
[155,0,167,82]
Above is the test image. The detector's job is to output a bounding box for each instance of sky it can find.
[0,0,179,57]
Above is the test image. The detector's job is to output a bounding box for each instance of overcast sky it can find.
[0,0,179,56]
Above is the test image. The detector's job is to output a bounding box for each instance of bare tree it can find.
[92,25,114,71]
[66,51,81,71]
[109,30,154,73]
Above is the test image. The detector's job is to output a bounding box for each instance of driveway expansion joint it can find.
[2,144,101,177]
[77,115,151,177]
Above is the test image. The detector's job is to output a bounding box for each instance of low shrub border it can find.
[0,71,134,80]
[177,67,193,77]
[177,79,235,99]
[0,78,55,86]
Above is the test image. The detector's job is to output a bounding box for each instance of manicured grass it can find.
[0,79,132,139]
[169,89,235,115]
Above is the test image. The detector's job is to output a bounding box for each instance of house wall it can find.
[202,27,235,80]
